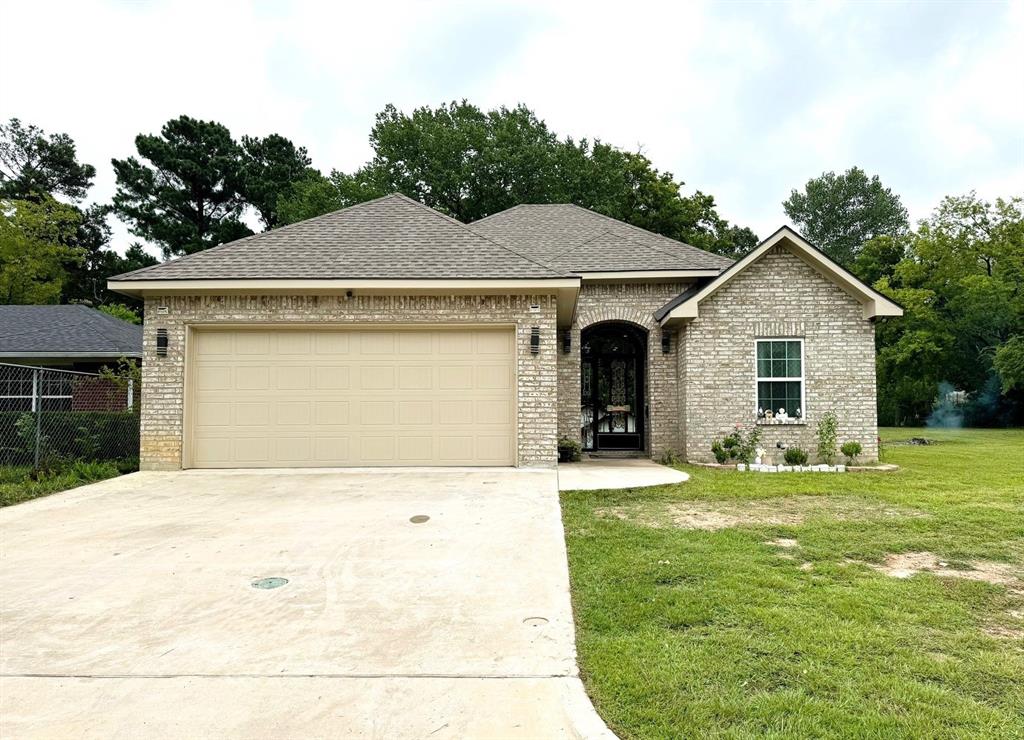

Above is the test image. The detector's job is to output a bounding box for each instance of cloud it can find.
[1,0,1020,253]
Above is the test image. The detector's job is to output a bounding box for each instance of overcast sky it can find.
[3,0,1022,255]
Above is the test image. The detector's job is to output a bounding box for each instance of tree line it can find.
[1,103,1021,425]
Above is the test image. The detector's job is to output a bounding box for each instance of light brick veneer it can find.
[140,294,558,470]
[678,246,879,463]
[556,281,690,459]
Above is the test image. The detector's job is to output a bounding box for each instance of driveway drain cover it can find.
[252,577,289,590]
[410,515,430,524]
[523,616,549,627]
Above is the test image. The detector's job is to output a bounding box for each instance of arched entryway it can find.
[580,322,647,451]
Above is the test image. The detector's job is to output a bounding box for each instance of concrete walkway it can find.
[558,458,689,491]
[0,469,614,739]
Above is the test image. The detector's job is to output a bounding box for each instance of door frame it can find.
[580,321,647,452]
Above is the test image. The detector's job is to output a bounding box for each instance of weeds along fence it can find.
[0,363,140,469]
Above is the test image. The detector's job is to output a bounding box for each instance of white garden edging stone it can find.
[738,463,846,473]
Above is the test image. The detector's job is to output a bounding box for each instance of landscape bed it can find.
[561,428,1024,738]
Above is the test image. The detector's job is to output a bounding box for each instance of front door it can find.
[580,323,645,451]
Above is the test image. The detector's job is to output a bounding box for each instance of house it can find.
[0,305,142,412]
[108,193,902,470]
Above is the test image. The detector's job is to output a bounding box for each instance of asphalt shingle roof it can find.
[0,305,143,357]
[112,194,568,281]
[470,204,733,273]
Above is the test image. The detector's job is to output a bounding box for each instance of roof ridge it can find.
[545,228,616,261]
[396,196,570,277]
[112,193,412,281]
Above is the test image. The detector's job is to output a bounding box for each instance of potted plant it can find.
[557,437,582,463]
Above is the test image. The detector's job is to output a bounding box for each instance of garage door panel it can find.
[191,327,515,467]
[398,401,433,425]
[315,401,350,425]
[398,366,432,390]
[314,366,350,390]
[398,436,433,461]
[236,366,270,390]
[476,365,512,390]
[276,366,311,390]
[359,366,395,390]
[235,333,270,354]
[276,402,311,425]
[314,333,349,355]
[313,437,350,462]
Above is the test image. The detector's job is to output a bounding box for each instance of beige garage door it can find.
[189,327,516,467]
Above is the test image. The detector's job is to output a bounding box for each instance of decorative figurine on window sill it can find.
[777,408,789,422]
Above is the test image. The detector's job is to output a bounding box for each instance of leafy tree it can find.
[276,169,385,226]
[852,234,909,286]
[875,193,1023,425]
[783,167,909,266]
[0,118,96,201]
[993,336,1024,394]
[240,134,312,229]
[112,116,253,258]
[277,101,757,256]
[0,197,82,303]
[60,205,157,307]
[97,303,142,324]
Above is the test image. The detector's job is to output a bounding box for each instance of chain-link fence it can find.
[0,363,140,470]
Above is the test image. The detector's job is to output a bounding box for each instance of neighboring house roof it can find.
[0,305,143,359]
[111,193,569,282]
[470,203,733,274]
[655,226,904,325]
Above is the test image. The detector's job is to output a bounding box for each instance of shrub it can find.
[0,411,139,466]
[816,411,838,464]
[557,436,582,462]
[841,440,862,464]
[783,447,808,465]
[735,425,762,464]
[712,426,762,464]
[721,434,740,452]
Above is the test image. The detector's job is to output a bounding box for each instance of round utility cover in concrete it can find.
[252,577,289,589]
[410,515,430,524]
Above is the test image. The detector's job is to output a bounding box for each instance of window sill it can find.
[755,419,807,426]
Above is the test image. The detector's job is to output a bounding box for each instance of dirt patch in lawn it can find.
[864,551,1023,587]
[596,496,926,531]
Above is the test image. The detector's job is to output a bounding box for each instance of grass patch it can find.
[0,460,131,507]
[562,428,1024,738]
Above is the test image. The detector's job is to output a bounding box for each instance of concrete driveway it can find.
[0,469,612,739]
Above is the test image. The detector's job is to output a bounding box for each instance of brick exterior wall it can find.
[71,377,130,412]
[140,294,558,470]
[556,281,690,460]
[678,245,879,463]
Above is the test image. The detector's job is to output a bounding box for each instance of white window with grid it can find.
[755,339,804,421]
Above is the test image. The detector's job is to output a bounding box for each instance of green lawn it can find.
[561,428,1024,739]
[0,461,129,507]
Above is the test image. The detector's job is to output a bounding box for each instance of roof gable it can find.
[0,305,143,357]
[655,226,904,325]
[112,194,568,282]
[470,204,732,274]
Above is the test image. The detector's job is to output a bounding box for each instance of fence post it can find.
[33,368,41,469]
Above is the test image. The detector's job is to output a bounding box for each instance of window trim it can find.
[754,338,805,421]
